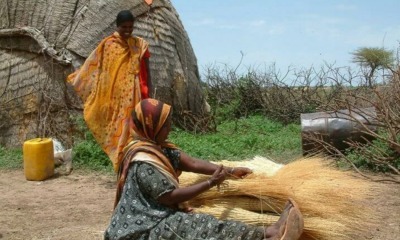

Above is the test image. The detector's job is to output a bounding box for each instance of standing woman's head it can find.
[131,99,172,144]
[116,10,135,39]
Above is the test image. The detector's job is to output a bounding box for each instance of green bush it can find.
[345,138,400,173]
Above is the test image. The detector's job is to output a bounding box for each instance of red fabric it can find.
[139,49,151,99]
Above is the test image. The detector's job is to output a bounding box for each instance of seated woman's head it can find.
[131,99,172,144]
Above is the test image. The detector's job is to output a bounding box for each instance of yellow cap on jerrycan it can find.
[23,138,54,181]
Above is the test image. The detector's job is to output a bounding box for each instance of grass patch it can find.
[72,136,113,172]
[170,115,302,163]
[0,116,302,170]
[0,146,23,169]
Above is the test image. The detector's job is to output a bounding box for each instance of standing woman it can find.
[67,10,151,172]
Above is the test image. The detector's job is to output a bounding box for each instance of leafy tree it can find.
[351,47,395,87]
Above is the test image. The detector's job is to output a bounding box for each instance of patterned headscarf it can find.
[131,98,172,144]
[114,99,179,208]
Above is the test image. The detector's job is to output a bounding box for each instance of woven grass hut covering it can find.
[0,0,207,147]
[179,157,381,240]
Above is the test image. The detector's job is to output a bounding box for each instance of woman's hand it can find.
[209,165,226,187]
[228,167,253,179]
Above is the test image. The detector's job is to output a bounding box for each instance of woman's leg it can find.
[150,212,265,239]
[149,198,303,240]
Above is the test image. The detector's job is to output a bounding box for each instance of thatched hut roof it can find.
[0,0,209,147]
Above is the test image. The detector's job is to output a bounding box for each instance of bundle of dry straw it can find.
[179,156,381,240]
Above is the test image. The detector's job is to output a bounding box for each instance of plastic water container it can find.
[23,138,55,181]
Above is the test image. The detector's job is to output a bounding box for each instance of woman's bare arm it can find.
[157,165,225,205]
[178,151,253,178]
[178,151,221,175]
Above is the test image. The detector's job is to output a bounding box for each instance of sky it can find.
[171,0,400,74]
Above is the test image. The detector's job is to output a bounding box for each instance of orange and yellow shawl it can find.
[67,32,150,172]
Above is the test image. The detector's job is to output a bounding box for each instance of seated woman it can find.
[104,98,303,240]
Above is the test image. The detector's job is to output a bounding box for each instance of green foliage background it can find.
[1,52,399,174]
[0,115,302,172]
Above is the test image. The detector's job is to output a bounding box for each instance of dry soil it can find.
[0,169,399,240]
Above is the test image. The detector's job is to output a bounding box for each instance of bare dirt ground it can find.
[0,170,115,240]
[0,169,399,240]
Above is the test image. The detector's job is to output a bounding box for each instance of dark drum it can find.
[301,107,377,155]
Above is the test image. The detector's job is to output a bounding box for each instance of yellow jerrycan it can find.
[23,138,55,181]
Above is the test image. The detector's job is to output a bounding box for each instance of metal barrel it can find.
[301,107,377,155]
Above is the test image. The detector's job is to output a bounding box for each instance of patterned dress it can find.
[104,149,265,240]
[67,32,150,172]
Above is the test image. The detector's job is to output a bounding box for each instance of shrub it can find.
[203,61,400,174]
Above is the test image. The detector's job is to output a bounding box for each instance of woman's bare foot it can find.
[263,201,293,239]
[263,199,304,240]
[280,198,304,240]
